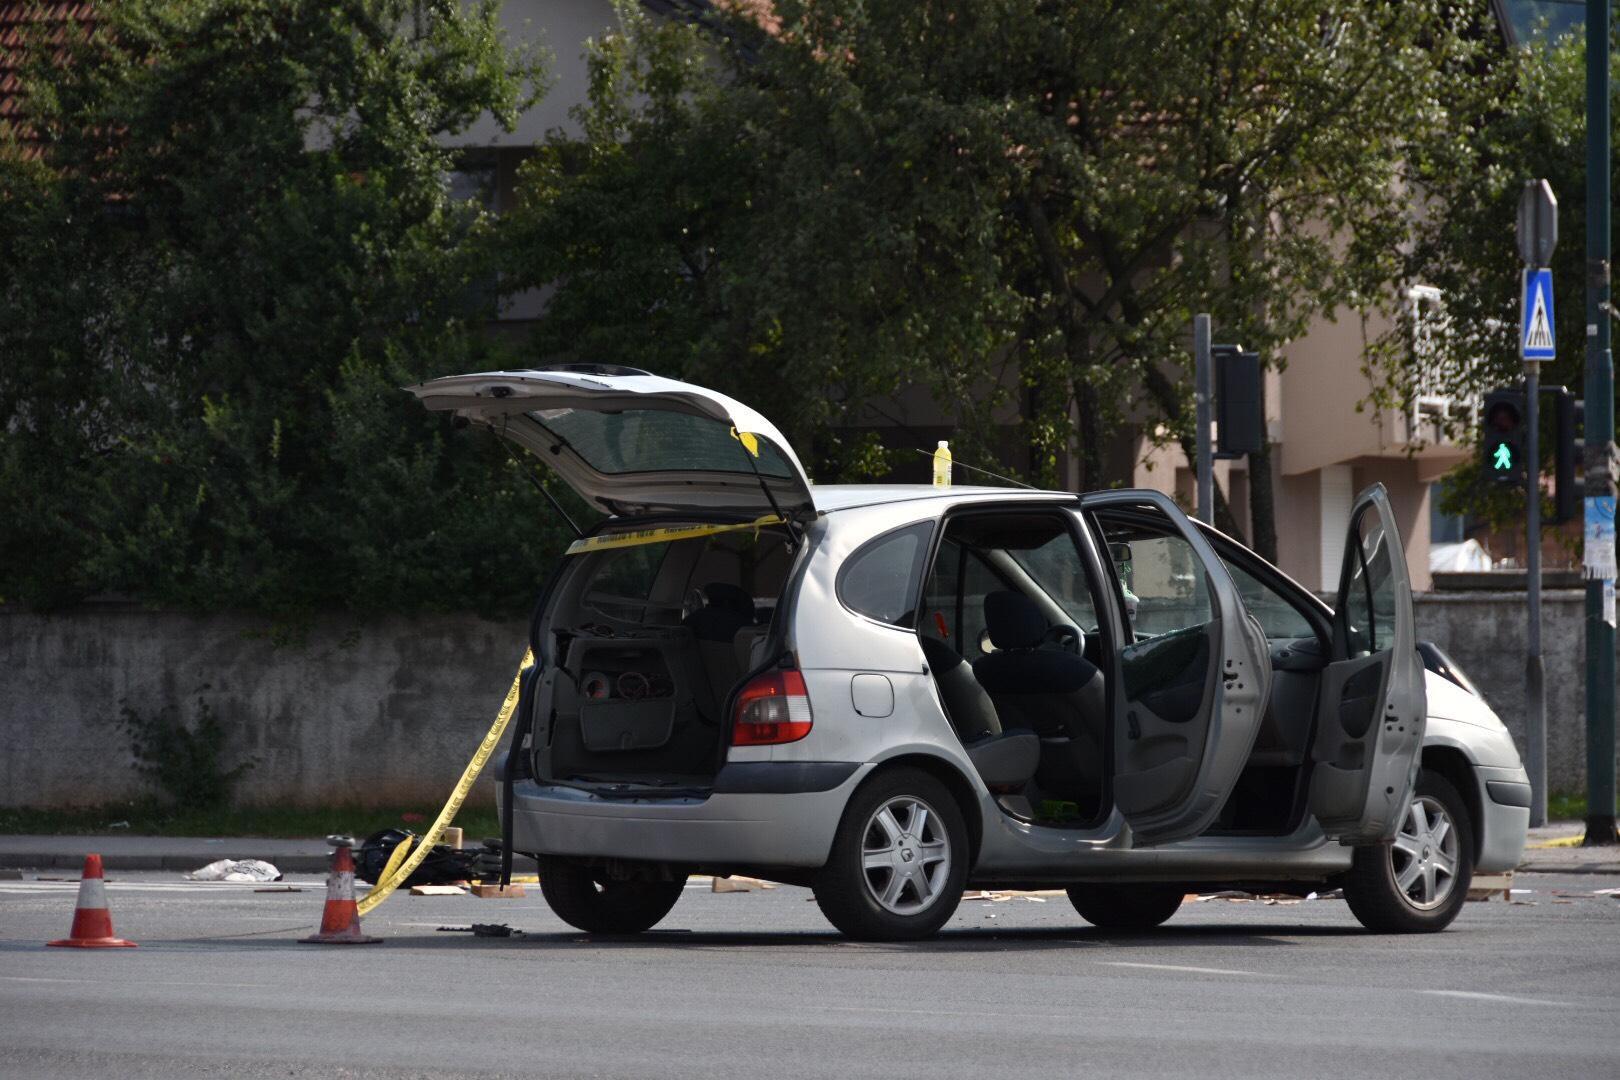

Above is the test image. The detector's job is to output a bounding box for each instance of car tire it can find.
[1066,883,1185,931]
[538,858,686,934]
[1344,771,1473,934]
[812,767,968,941]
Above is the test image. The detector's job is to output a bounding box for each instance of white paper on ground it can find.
[186,858,282,882]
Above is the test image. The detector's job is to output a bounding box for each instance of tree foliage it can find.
[1381,22,1620,528]
[505,0,1488,553]
[0,0,558,615]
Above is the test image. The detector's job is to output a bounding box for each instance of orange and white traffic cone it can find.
[301,837,380,944]
[47,853,137,949]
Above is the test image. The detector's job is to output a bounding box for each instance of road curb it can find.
[0,851,542,875]
[1517,861,1620,875]
[0,852,332,873]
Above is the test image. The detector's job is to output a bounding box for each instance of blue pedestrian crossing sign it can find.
[1521,267,1556,360]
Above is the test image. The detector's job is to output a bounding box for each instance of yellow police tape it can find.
[564,514,784,556]
[356,647,535,917]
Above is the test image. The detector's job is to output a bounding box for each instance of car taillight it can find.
[732,669,813,745]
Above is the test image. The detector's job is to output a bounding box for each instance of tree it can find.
[504,1,1487,558]
[0,0,556,616]
[1375,21,1620,531]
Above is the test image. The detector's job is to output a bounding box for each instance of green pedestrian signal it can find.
[1481,389,1527,487]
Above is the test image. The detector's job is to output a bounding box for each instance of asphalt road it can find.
[2,870,1616,1079]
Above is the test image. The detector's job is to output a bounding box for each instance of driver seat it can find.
[972,591,1106,801]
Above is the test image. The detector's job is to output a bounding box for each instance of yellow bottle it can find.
[932,440,952,487]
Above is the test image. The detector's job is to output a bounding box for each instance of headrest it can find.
[983,591,1046,651]
[918,635,965,674]
[703,582,755,616]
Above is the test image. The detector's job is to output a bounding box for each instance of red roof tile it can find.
[0,2,98,162]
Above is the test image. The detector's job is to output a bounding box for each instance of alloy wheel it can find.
[1388,794,1461,911]
[861,795,952,916]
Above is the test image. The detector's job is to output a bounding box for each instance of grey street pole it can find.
[1195,313,1213,525]
[1517,182,1557,828]
[1584,0,1617,845]
[1526,363,1546,826]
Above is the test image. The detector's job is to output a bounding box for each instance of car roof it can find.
[809,484,1076,513]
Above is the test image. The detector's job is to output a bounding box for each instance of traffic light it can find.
[1482,388,1527,486]
[1550,387,1580,524]
[1213,346,1263,458]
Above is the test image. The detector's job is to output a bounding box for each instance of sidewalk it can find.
[0,834,334,874]
[1520,821,1620,875]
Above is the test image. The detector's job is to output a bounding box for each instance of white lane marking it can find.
[0,975,264,989]
[1098,961,1268,977]
[1419,989,1565,1007]
[815,1003,1072,1022]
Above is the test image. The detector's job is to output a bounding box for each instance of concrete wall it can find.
[1415,590,1607,795]
[0,607,526,809]
[1,594,1609,808]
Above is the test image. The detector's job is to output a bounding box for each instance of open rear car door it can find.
[409,365,814,518]
[1307,483,1426,843]
[1083,491,1270,846]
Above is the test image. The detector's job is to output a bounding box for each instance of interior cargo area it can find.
[530,523,796,789]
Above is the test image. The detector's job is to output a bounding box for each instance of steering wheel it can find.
[1041,623,1084,656]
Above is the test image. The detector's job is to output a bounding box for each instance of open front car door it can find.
[1085,491,1270,846]
[1308,484,1427,843]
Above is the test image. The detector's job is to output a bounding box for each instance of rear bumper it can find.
[503,763,871,868]
[1474,764,1531,873]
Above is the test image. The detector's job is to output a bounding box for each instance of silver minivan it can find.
[412,366,1530,941]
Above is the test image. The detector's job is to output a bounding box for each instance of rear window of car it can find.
[837,522,934,627]
[529,408,797,478]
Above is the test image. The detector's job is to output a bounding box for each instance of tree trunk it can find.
[1075,378,1104,491]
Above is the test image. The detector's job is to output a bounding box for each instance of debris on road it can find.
[963,889,1063,902]
[187,859,282,883]
[712,876,778,893]
[254,885,302,893]
[471,883,525,898]
[1467,873,1515,902]
[437,922,525,937]
[409,884,468,896]
[473,923,520,937]
[1187,889,1341,904]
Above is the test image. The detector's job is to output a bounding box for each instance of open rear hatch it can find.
[410,365,811,793]
[408,365,815,518]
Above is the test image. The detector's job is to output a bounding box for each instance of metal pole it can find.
[1584,0,1617,845]
[1195,313,1213,525]
[1526,365,1546,827]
